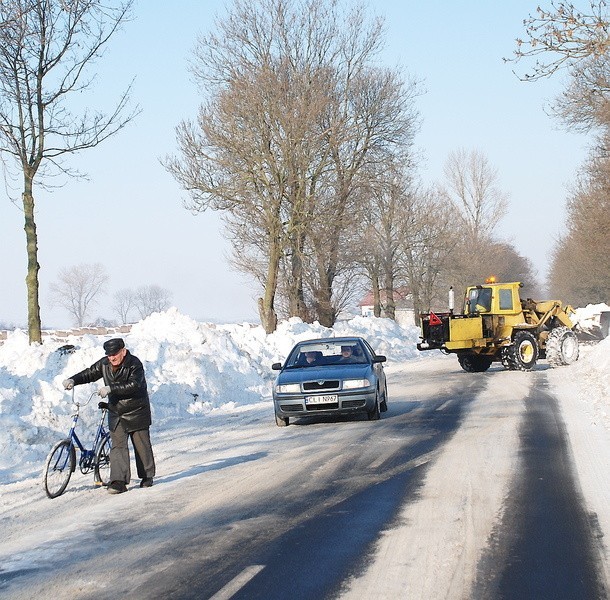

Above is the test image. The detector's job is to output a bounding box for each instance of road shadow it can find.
[159,452,268,485]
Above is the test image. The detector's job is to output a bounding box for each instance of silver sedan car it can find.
[271,336,388,426]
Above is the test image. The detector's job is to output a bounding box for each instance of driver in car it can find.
[304,351,320,365]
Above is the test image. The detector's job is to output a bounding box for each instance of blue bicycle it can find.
[43,389,112,499]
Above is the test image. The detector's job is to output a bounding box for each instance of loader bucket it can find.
[600,311,610,339]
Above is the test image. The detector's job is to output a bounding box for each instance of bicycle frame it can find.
[71,404,110,475]
[43,388,112,498]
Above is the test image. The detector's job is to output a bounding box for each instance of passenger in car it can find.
[338,345,359,363]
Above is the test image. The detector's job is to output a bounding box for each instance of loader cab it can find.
[464,282,523,316]
[465,286,492,314]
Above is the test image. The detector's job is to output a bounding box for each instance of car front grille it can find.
[306,402,339,411]
[302,380,340,392]
[279,404,302,412]
[341,399,366,408]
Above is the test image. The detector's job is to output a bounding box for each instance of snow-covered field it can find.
[0,307,609,597]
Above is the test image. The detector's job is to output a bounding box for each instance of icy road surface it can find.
[0,352,608,599]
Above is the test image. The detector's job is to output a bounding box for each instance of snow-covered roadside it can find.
[548,338,610,584]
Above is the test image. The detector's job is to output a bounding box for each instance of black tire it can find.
[367,392,381,421]
[457,353,493,372]
[504,330,538,371]
[546,326,579,367]
[380,384,388,412]
[43,439,76,499]
[275,414,289,427]
[94,435,112,486]
[500,347,514,370]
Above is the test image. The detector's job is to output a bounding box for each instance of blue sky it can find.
[0,1,590,328]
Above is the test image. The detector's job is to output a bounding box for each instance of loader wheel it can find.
[500,348,515,370]
[546,326,579,367]
[504,331,538,371]
[457,353,493,372]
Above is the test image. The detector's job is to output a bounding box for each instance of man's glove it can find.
[98,401,109,410]
[62,379,74,390]
[98,386,111,398]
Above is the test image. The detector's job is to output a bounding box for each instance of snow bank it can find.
[0,309,420,482]
[571,335,610,429]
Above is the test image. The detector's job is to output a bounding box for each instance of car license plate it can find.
[305,394,338,405]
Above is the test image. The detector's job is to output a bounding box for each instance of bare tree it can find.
[49,263,109,327]
[0,0,138,343]
[548,149,610,304]
[440,148,507,241]
[553,53,610,132]
[353,163,419,320]
[165,0,420,332]
[306,66,420,326]
[509,2,610,304]
[510,2,610,133]
[509,1,610,81]
[488,243,540,298]
[400,186,460,318]
[166,0,335,332]
[133,285,172,319]
[112,288,136,324]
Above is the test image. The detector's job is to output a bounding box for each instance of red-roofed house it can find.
[359,287,415,327]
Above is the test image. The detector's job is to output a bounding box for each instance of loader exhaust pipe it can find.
[449,286,454,314]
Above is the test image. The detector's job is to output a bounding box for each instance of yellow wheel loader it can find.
[417,279,579,372]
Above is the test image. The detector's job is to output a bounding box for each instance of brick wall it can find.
[0,324,132,343]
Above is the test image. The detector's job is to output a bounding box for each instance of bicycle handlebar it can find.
[68,388,105,409]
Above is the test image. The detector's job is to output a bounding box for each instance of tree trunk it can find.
[384,272,396,320]
[258,231,281,334]
[315,288,336,327]
[411,284,423,328]
[412,297,423,328]
[314,262,336,327]
[311,208,344,326]
[258,297,277,334]
[287,233,309,321]
[23,182,42,344]
[371,272,382,317]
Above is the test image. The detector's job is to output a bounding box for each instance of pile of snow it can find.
[570,335,610,428]
[573,302,610,339]
[0,309,421,483]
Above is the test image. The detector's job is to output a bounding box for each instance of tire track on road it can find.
[474,373,608,599]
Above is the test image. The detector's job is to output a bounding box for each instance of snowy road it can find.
[473,375,604,598]
[1,353,608,599]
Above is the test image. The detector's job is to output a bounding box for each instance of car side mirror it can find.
[271,362,283,370]
[374,355,386,363]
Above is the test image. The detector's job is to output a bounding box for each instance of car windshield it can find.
[286,341,368,367]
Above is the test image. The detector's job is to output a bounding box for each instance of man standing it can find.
[63,338,156,494]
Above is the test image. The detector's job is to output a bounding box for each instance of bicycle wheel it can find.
[43,439,76,499]
[94,435,111,487]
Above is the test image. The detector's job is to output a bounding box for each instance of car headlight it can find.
[342,378,372,390]
[275,383,301,394]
